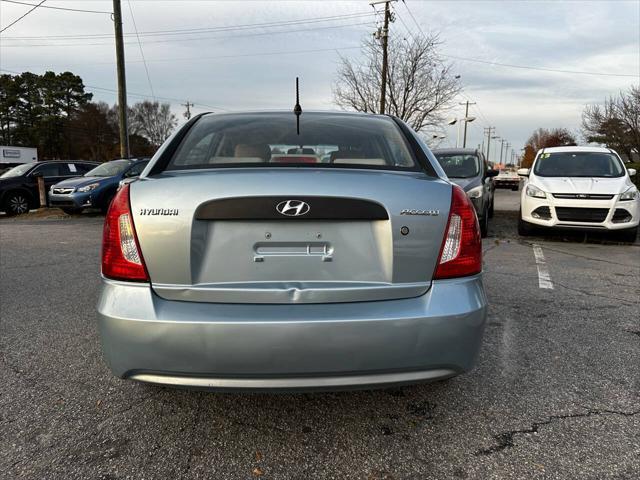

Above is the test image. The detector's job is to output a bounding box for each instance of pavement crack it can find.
[552,280,635,306]
[475,408,640,456]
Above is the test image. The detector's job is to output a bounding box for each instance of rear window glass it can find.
[434,154,480,178]
[167,113,416,171]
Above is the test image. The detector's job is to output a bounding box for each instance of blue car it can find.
[48,159,149,214]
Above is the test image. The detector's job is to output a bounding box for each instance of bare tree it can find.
[333,35,461,132]
[582,86,640,158]
[129,100,178,148]
[521,127,577,167]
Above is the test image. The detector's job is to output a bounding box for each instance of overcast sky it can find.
[1,0,638,162]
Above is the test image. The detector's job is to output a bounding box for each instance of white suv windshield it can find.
[533,152,624,178]
[167,113,417,171]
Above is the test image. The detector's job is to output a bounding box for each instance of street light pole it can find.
[459,100,476,148]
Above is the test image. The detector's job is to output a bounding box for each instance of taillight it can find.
[101,184,149,282]
[433,184,482,279]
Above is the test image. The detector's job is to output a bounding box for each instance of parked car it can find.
[48,158,149,214]
[518,146,639,241]
[494,168,521,190]
[0,160,97,216]
[97,111,487,391]
[432,148,498,237]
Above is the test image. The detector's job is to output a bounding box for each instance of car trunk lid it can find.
[131,168,451,304]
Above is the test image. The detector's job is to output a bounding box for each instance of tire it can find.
[518,212,536,236]
[62,207,83,215]
[511,185,519,191]
[480,212,489,238]
[616,226,638,243]
[2,191,30,216]
[488,199,494,219]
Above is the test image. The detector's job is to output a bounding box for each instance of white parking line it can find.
[532,244,554,289]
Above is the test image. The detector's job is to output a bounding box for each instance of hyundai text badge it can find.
[276,200,311,217]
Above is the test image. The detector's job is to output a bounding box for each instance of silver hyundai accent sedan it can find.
[97,112,487,391]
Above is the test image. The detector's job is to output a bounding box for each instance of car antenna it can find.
[293,77,302,135]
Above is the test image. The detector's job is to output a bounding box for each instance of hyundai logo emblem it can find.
[276,200,310,217]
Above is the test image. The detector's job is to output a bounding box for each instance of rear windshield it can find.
[167,113,416,171]
[434,153,479,178]
[533,152,624,177]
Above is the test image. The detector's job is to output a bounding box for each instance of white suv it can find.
[518,146,638,241]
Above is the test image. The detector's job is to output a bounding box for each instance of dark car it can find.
[432,148,499,237]
[0,160,98,216]
[48,159,149,214]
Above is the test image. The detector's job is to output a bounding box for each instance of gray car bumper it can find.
[97,275,488,391]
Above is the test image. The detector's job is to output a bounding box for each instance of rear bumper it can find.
[97,275,488,391]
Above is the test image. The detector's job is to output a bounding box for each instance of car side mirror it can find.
[517,168,530,177]
[487,169,499,178]
[30,171,43,177]
[628,168,637,176]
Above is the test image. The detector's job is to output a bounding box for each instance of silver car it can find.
[97,112,487,391]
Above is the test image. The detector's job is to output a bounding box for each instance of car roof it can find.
[539,146,615,154]
[431,148,479,155]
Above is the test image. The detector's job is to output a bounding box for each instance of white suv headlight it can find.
[526,184,546,199]
[466,185,483,199]
[619,186,638,201]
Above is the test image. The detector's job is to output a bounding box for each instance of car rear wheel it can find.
[616,226,638,243]
[3,191,30,216]
[488,199,494,218]
[518,211,536,236]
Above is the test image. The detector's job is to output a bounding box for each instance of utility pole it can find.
[112,0,129,158]
[372,0,395,114]
[484,127,495,162]
[182,101,194,120]
[499,138,506,164]
[459,100,476,148]
[505,142,511,165]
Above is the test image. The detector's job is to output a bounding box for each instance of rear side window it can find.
[75,163,96,174]
[31,164,62,177]
[167,113,416,171]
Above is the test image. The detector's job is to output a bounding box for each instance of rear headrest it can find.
[234,144,271,161]
[329,150,365,162]
[332,158,387,166]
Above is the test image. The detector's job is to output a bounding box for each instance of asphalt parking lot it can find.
[1,189,639,479]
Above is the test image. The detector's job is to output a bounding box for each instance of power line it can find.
[4,45,363,69]
[0,0,110,14]
[126,0,155,100]
[0,20,377,47]
[0,0,46,33]
[2,11,377,40]
[442,53,639,78]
